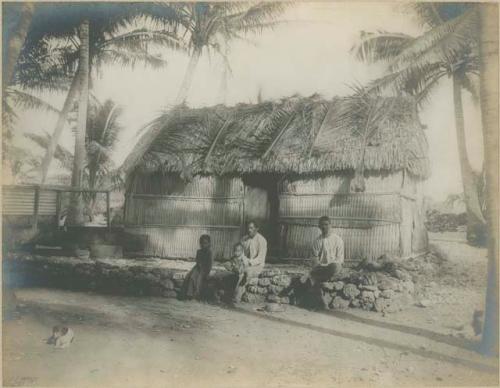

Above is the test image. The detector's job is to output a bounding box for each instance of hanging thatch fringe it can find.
[122,94,430,179]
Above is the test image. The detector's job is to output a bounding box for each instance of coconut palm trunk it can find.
[3,2,35,314]
[3,2,35,89]
[40,70,80,184]
[175,47,202,105]
[67,19,90,226]
[478,3,499,357]
[452,72,487,243]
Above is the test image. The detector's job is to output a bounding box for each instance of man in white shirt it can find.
[241,220,267,277]
[233,220,268,302]
[305,215,344,287]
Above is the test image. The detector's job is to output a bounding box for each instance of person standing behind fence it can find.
[180,234,213,300]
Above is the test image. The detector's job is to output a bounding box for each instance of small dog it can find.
[47,326,74,348]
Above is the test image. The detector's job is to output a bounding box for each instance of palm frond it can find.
[403,3,445,28]
[13,39,75,92]
[405,3,474,28]
[461,73,480,104]
[389,7,479,73]
[86,140,114,161]
[364,61,447,101]
[2,99,19,131]
[5,87,61,115]
[351,31,414,63]
[24,131,74,171]
[224,2,289,32]
[99,47,167,69]
[99,28,186,53]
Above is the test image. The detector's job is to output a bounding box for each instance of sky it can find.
[11,2,484,201]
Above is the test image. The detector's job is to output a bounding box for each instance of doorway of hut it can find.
[241,174,281,260]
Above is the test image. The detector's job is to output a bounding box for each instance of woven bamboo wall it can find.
[125,175,244,259]
[124,226,241,259]
[280,192,401,221]
[126,195,242,226]
[400,196,413,258]
[278,173,405,263]
[410,180,428,254]
[279,171,404,194]
[280,222,400,264]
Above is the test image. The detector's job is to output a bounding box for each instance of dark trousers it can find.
[284,263,342,309]
[310,262,342,284]
[310,263,342,309]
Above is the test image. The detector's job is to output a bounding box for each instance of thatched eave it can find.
[123,94,430,180]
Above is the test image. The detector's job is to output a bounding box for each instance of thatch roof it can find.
[122,94,430,179]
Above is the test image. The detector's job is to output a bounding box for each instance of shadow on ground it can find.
[231,306,498,375]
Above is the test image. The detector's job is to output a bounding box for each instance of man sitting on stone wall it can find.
[241,221,267,277]
[233,220,268,303]
[301,215,344,308]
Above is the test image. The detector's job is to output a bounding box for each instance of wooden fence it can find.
[2,185,111,230]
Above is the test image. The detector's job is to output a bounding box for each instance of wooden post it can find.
[106,191,111,229]
[32,186,40,232]
[55,191,61,228]
[123,193,128,227]
[240,184,246,236]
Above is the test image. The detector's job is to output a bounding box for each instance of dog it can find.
[47,326,74,348]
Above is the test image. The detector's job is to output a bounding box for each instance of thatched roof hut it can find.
[123,94,429,262]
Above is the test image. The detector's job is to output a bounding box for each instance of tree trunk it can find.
[175,47,202,105]
[4,4,34,308]
[217,41,229,105]
[452,73,487,244]
[67,20,90,226]
[217,64,228,105]
[3,2,35,90]
[40,70,80,184]
[478,3,499,357]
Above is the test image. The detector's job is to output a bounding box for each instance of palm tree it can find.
[2,2,35,88]
[334,85,398,192]
[12,3,183,188]
[0,1,35,314]
[119,2,289,172]
[25,98,124,221]
[9,3,184,224]
[2,32,69,176]
[351,3,486,244]
[478,3,499,357]
[2,86,62,164]
[154,2,288,105]
[83,98,124,219]
[67,19,90,224]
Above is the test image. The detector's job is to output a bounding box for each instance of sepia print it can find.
[1,1,499,386]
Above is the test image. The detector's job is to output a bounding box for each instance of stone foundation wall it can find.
[239,266,415,313]
[4,253,415,313]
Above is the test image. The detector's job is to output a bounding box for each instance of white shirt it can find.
[241,232,267,267]
[311,233,344,266]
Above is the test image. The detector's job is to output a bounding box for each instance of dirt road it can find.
[3,237,499,387]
